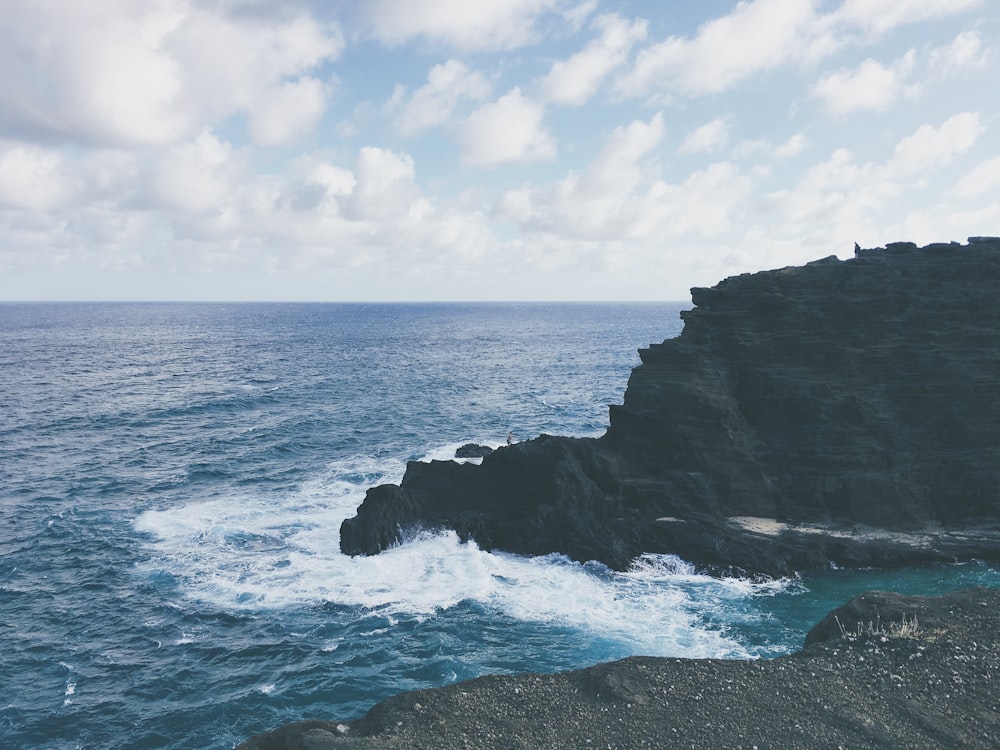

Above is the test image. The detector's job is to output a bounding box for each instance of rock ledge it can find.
[239,587,1000,749]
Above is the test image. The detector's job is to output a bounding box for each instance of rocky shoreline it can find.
[241,241,1000,748]
[239,587,1000,749]
[341,239,1000,577]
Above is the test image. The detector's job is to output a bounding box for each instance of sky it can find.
[0,0,998,302]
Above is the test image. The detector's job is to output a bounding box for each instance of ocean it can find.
[2,301,998,749]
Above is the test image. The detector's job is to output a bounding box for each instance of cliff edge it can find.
[341,239,1000,577]
[238,587,1000,749]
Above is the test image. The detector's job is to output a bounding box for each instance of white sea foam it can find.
[60,662,76,706]
[134,451,790,659]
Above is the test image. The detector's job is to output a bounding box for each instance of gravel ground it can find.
[238,587,1000,750]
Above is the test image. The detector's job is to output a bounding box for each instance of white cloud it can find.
[811,51,917,114]
[830,0,983,36]
[168,10,342,145]
[952,154,1000,198]
[497,113,753,244]
[570,113,665,207]
[929,30,988,75]
[458,88,556,166]
[0,142,81,211]
[766,113,986,245]
[147,130,243,215]
[888,112,984,176]
[765,147,896,242]
[500,115,665,237]
[678,118,730,155]
[0,139,136,212]
[617,0,985,103]
[0,2,342,148]
[774,133,808,158]
[389,60,491,136]
[249,77,329,147]
[343,147,421,221]
[363,0,561,51]
[1,2,997,302]
[618,0,817,98]
[0,2,187,145]
[538,14,647,106]
[562,0,599,31]
[732,133,808,160]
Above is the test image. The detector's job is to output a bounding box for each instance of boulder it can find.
[454,443,494,459]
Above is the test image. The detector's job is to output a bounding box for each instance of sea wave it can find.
[134,454,791,660]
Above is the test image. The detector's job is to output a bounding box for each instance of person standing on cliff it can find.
[507,432,514,445]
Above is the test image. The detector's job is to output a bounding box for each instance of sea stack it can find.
[341,239,1000,577]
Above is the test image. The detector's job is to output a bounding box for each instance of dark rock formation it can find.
[237,587,1000,749]
[341,239,1000,577]
[454,443,494,459]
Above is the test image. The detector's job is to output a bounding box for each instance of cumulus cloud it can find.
[0,142,82,211]
[538,14,647,106]
[388,60,491,136]
[363,0,561,51]
[929,30,988,75]
[811,51,917,114]
[952,154,1000,198]
[458,88,556,166]
[497,113,752,244]
[774,134,808,158]
[732,133,809,161]
[767,112,985,244]
[0,2,342,148]
[343,147,423,221]
[616,0,984,103]
[830,0,983,37]
[562,0,599,31]
[147,130,244,215]
[249,77,329,147]
[678,118,730,155]
[167,9,342,146]
[0,139,136,211]
[1,1,996,302]
[888,112,984,176]
[618,0,817,98]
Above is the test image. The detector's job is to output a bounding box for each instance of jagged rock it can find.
[341,239,1000,577]
[238,588,1000,749]
[454,443,493,459]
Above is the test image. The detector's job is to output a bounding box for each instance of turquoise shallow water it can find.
[2,302,997,749]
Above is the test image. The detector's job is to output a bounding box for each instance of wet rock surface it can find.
[341,239,1000,577]
[238,587,1000,749]
[454,443,494,459]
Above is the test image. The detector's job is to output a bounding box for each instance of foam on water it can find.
[134,452,790,660]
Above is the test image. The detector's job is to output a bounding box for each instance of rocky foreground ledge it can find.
[342,238,1000,577]
[239,587,1000,749]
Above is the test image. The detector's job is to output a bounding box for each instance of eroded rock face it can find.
[340,240,1000,576]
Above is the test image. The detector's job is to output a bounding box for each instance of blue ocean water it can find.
[2,302,998,750]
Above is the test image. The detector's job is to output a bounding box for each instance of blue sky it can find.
[0,0,997,301]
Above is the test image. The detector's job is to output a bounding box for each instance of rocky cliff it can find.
[341,239,1000,577]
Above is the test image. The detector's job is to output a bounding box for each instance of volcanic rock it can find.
[341,239,1000,577]
[237,587,1000,749]
[454,443,494,459]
